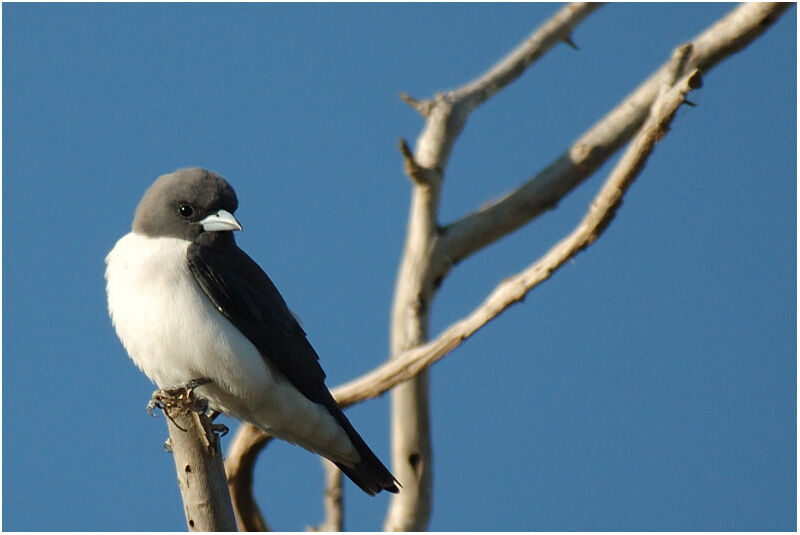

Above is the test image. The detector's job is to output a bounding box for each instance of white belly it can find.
[105,232,358,465]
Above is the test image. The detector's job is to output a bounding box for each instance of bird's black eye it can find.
[178,204,194,218]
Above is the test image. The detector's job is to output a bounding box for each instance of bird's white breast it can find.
[106,233,241,388]
[105,232,358,465]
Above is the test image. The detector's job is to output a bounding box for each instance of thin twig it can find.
[452,3,602,110]
[399,92,434,118]
[398,138,436,186]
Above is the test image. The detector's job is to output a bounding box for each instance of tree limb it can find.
[309,460,344,532]
[150,386,238,532]
[223,4,789,531]
[333,67,702,408]
[435,2,790,274]
[385,5,602,530]
[452,3,602,110]
[226,425,273,531]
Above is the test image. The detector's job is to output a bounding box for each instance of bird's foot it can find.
[146,377,212,418]
[146,378,229,444]
[203,409,228,437]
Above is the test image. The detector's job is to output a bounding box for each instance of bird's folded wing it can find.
[186,242,332,404]
[187,240,400,494]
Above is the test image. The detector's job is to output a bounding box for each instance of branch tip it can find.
[398,138,434,186]
[399,92,433,117]
[398,137,413,159]
[687,69,703,89]
[665,43,694,85]
[563,35,579,50]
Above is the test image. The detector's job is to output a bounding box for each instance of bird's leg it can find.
[205,408,229,437]
[211,422,229,437]
[146,378,229,440]
[146,378,212,421]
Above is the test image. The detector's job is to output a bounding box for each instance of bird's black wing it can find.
[187,240,327,397]
[186,239,398,495]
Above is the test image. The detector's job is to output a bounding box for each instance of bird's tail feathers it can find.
[324,403,399,495]
[335,456,400,496]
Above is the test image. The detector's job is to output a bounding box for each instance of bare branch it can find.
[385,5,602,529]
[562,34,580,51]
[226,424,273,531]
[663,44,693,87]
[452,3,602,110]
[334,68,702,409]
[309,460,344,532]
[436,2,790,271]
[404,4,602,183]
[398,138,437,186]
[151,386,237,532]
[399,92,433,118]
[222,4,788,530]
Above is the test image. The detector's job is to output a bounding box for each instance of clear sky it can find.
[2,3,796,531]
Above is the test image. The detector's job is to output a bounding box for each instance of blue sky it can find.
[3,3,795,531]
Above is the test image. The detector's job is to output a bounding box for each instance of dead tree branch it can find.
[226,425,272,531]
[331,68,702,409]
[224,3,789,531]
[435,2,791,274]
[309,460,345,532]
[386,4,601,529]
[150,386,237,532]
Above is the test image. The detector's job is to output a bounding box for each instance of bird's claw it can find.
[145,378,229,445]
[146,377,212,417]
[212,423,229,437]
[146,397,160,417]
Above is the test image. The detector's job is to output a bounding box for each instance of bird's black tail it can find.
[325,403,399,495]
[335,458,399,496]
[334,442,399,496]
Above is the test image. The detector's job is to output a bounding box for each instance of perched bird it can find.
[105,168,398,495]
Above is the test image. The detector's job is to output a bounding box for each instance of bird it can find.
[105,167,398,495]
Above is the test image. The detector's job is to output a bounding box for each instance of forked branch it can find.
[224,3,789,530]
[333,68,703,408]
[435,2,791,274]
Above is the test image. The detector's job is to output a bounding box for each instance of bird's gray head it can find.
[132,168,242,241]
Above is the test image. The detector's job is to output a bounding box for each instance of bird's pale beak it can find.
[199,209,243,232]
